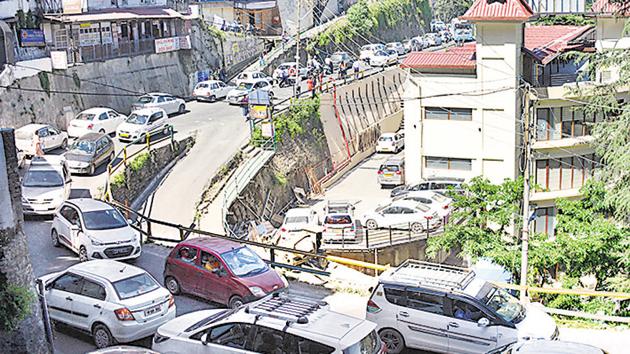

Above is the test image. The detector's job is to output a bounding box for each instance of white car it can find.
[278,207,319,238]
[67,108,126,138]
[376,132,404,153]
[226,79,274,105]
[14,123,68,156]
[116,108,170,143]
[235,71,274,86]
[131,93,186,116]
[21,156,71,216]
[360,44,385,61]
[39,260,176,348]
[153,293,386,354]
[396,190,453,219]
[370,50,398,67]
[272,62,309,80]
[385,42,407,55]
[192,80,233,102]
[360,200,440,233]
[51,198,142,261]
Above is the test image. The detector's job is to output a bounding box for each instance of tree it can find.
[433,0,472,22]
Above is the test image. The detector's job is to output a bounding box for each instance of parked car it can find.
[21,156,71,216]
[370,50,398,67]
[431,19,447,32]
[360,200,440,233]
[235,71,274,86]
[367,260,558,354]
[67,108,126,138]
[14,123,68,156]
[64,132,115,175]
[439,30,452,43]
[329,51,355,71]
[51,198,141,261]
[386,42,407,55]
[488,340,606,354]
[163,237,288,308]
[87,346,160,354]
[376,132,404,153]
[192,80,233,102]
[378,157,405,187]
[227,79,274,105]
[390,177,465,198]
[131,93,185,116]
[395,190,453,219]
[272,62,310,81]
[425,32,443,46]
[278,207,320,238]
[116,108,170,143]
[322,201,357,243]
[152,293,386,354]
[38,260,176,348]
[360,44,385,61]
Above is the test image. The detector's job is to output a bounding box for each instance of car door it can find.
[249,325,295,354]
[38,127,51,151]
[95,112,109,133]
[169,246,201,295]
[218,81,229,97]
[156,96,167,111]
[65,206,82,251]
[400,207,420,227]
[106,110,121,133]
[446,296,499,354]
[94,138,107,166]
[380,207,402,227]
[46,272,85,327]
[399,287,450,353]
[56,205,76,248]
[195,322,255,354]
[44,127,61,149]
[166,96,179,114]
[71,277,108,331]
[195,251,230,303]
[147,111,165,134]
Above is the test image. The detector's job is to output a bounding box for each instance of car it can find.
[21,156,71,216]
[322,201,357,243]
[116,108,170,143]
[378,157,405,187]
[390,177,465,198]
[425,33,443,47]
[192,80,233,102]
[163,236,288,309]
[235,71,273,86]
[152,293,387,354]
[272,62,310,81]
[51,198,142,261]
[376,132,404,153]
[360,44,385,61]
[14,123,68,156]
[439,30,452,43]
[63,132,115,175]
[488,339,607,354]
[131,93,186,116]
[360,200,440,233]
[366,260,559,354]
[87,346,160,354]
[370,50,398,67]
[39,260,176,348]
[226,79,274,105]
[67,108,126,138]
[329,51,355,71]
[431,19,446,32]
[277,207,320,240]
[395,190,453,219]
[386,42,407,55]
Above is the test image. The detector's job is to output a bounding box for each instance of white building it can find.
[0,0,30,20]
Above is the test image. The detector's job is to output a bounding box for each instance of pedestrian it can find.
[324,57,332,74]
[33,131,44,157]
[318,72,324,92]
[280,67,289,87]
[307,76,314,97]
[339,61,347,79]
[258,54,265,68]
[352,60,361,80]
[219,67,226,82]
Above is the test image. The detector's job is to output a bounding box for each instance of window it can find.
[382,207,400,214]
[407,290,444,315]
[177,246,198,263]
[81,280,106,300]
[535,154,597,191]
[296,336,335,354]
[60,206,80,226]
[425,157,472,171]
[157,96,165,103]
[221,247,268,277]
[425,107,472,121]
[534,207,556,237]
[53,273,84,294]
[250,326,292,353]
[538,107,594,141]
[108,111,118,118]
[98,113,108,121]
[410,183,429,191]
[200,252,222,272]
[383,285,406,306]
[112,273,159,300]
[149,112,163,123]
[450,299,484,322]
[208,323,252,349]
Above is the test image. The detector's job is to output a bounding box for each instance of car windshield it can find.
[343,330,380,354]
[126,113,148,125]
[137,96,154,104]
[237,83,254,90]
[481,286,525,323]
[75,113,96,121]
[70,140,95,154]
[112,273,159,300]
[324,214,352,225]
[23,170,64,187]
[221,246,268,277]
[379,136,393,142]
[82,209,128,230]
[196,83,209,89]
[380,164,400,172]
[285,216,309,224]
[374,51,386,56]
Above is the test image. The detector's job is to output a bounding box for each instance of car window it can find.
[98,112,108,121]
[48,127,59,135]
[219,82,226,87]
[400,207,416,214]
[165,96,174,101]
[149,112,163,123]
[82,208,127,230]
[52,273,84,294]
[176,246,198,263]
[81,279,106,300]
[407,290,445,315]
[23,170,64,188]
[411,183,429,191]
[112,273,159,300]
[208,323,252,349]
[382,207,398,214]
[296,336,335,354]
[450,299,485,322]
[157,96,166,103]
[38,128,49,137]
[137,96,153,104]
[210,83,218,89]
[324,214,353,225]
[383,285,407,306]
[62,206,80,226]
[250,326,292,353]
[221,246,269,277]
[200,251,223,272]
[107,111,118,118]
[59,206,74,221]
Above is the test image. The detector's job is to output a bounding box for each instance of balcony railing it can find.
[527,0,586,14]
[75,39,156,63]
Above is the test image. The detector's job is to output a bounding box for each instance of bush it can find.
[0,285,34,331]
[129,152,150,173]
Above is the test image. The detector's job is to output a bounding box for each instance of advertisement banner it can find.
[179,35,191,50]
[155,37,180,54]
[19,29,46,47]
[261,120,274,138]
[250,105,268,120]
[62,0,82,14]
[51,51,68,70]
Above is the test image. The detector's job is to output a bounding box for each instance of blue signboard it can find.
[19,29,45,47]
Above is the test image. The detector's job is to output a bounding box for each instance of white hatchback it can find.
[360,200,440,233]
[14,123,68,156]
[376,132,404,153]
[116,108,170,143]
[131,93,186,116]
[192,80,233,102]
[39,260,176,348]
[396,190,453,219]
[67,108,126,138]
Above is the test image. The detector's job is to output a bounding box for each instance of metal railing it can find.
[79,39,156,63]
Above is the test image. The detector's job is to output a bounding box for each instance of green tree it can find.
[433,0,472,22]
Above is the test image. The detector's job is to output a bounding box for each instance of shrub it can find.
[0,285,34,331]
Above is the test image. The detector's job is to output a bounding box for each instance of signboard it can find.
[50,51,68,70]
[261,120,274,138]
[155,37,180,54]
[248,89,270,106]
[250,105,268,120]
[19,29,45,47]
[179,35,191,50]
[62,0,82,14]
[78,23,101,47]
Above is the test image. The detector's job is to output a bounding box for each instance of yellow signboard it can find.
[250,105,268,120]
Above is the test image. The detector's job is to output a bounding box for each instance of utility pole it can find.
[294,0,302,97]
[519,87,532,301]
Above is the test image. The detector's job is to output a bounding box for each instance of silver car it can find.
[377,157,405,187]
[132,93,186,116]
[21,156,72,216]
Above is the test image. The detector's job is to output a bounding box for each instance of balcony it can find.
[531,188,582,203]
[527,0,586,14]
[533,135,594,150]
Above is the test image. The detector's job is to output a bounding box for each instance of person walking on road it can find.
[352,60,361,80]
[339,61,347,80]
[325,57,333,75]
[279,67,289,87]
[307,76,315,98]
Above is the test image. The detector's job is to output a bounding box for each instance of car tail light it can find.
[280,227,287,232]
[395,170,401,175]
[168,295,175,308]
[377,170,383,175]
[87,124,94,130]
[424,215,433,220]
[114,307,135,321]
[443,204,449,209]
[367,299,382,313]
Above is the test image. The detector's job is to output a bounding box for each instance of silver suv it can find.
[378,157,405,187]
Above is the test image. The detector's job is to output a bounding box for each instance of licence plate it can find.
[384,173,393,177]
[119,133,129,138]
[144,304,161,317]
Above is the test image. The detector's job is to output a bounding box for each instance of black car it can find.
[329,51,354,71]
[64,132,115,175]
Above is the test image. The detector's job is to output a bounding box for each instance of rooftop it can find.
[592,0,630,16]
[44,7,184,23]
[461,0,533,22]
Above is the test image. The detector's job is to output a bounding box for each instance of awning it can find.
[43,7,185,23]
[234,1,276,10]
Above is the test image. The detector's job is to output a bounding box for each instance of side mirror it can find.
[200,332,209,345]
[477,317,490,327]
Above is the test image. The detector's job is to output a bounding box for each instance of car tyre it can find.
[79,246,89,262]
[165,276,181,295]
[178,104,185,114]
[88,163,95,176]
[209,95,216,103]
[411,222,423,233]
[92,323,115,349]
[228,295,244,309]
[379,328,405,354]
[60,139,68,150]
[51,229,60,247]
[365,219,378,230]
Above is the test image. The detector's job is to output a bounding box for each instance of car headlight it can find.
[90,238,104,246]
[249,286,266,297]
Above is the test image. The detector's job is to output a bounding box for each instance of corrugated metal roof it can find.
[592,0,630,16]
[44,7,184,23]
[461,0,533,21]
[400,43,477,70]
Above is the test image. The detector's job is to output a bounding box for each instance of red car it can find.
[163,237,288,308]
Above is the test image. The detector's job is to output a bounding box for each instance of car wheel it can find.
[165,276,181,295]
[365,219,378,230]
[51,229,60,247]
[379,328,405,354]
[92,323,115,349]
[60,139,68,150]
[88,163,95,176]
[209,95,216,103]
[228,296,244,309]
[178,104,185,114]
[411,222,423,233]
[79,246,89,262]
[162,126,172,136]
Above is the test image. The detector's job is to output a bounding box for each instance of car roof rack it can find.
[326,200,356,214]
[387,260,476,290]
[245,293,327,326]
